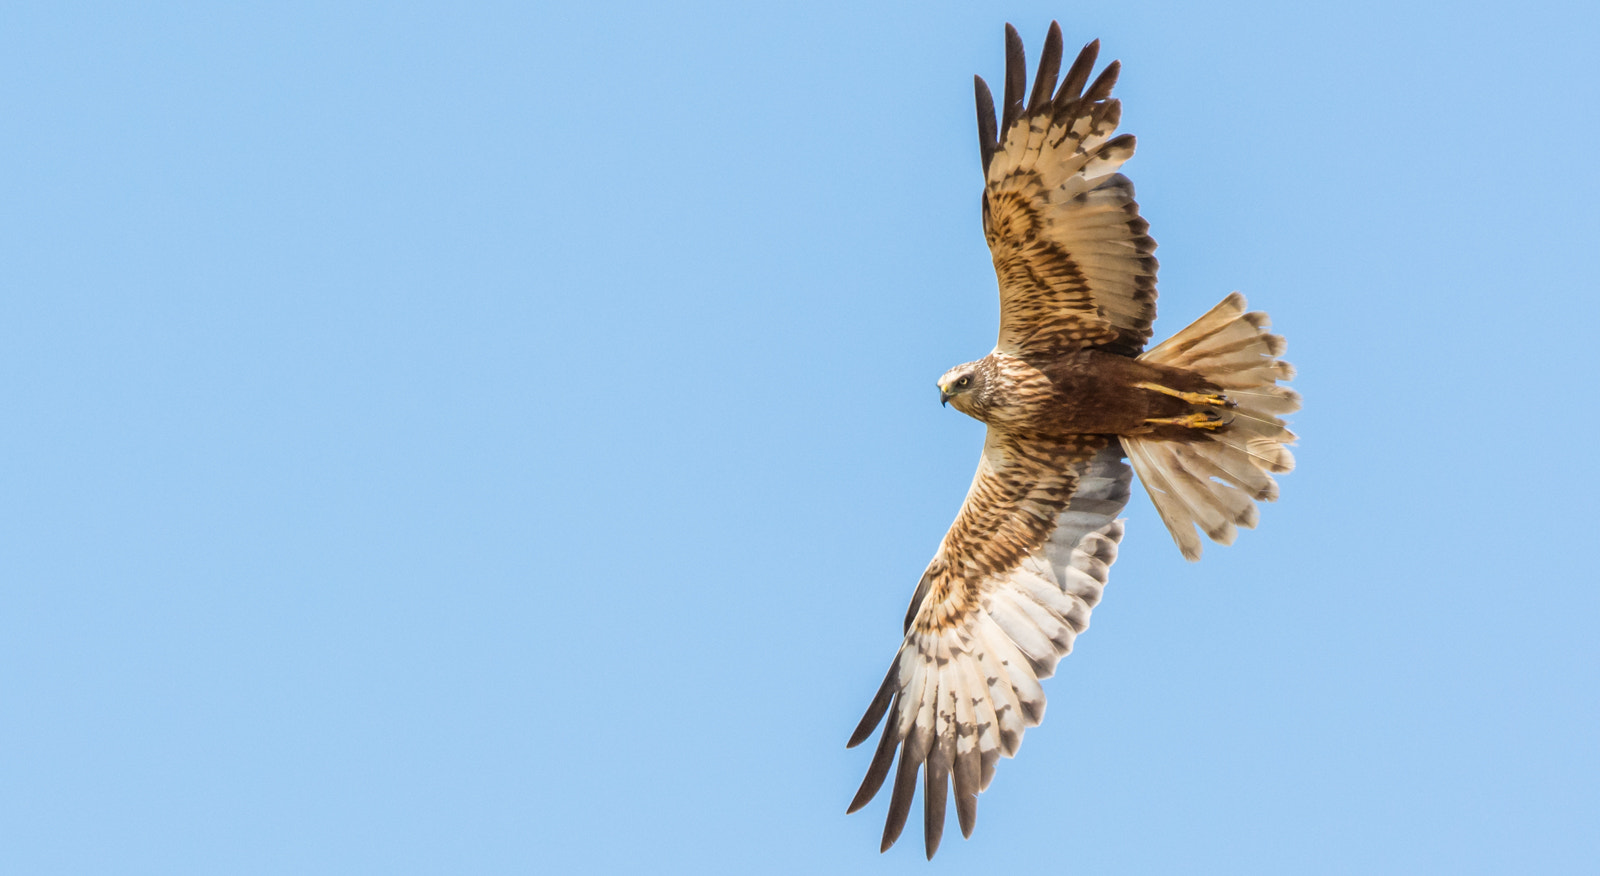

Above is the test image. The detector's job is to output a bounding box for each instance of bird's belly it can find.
[1017,351,1177,436]
[1030,387,1150,435]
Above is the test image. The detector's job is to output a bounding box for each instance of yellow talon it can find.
[1133,381,1235,408]
[1144,411,1231,431]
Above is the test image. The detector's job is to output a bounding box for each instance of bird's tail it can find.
[1124,292,1300,560]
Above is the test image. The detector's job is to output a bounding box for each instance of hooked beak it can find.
[939,386,952,407]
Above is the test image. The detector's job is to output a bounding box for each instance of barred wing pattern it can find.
[847,439,1131,858]
[979,23,1159,358]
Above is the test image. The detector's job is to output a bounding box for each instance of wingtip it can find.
[1028,20,1065,112]
[848,662,898,748]
[1084,59,1122,102]
[974,74,997,174]
[1002,22,1026,129]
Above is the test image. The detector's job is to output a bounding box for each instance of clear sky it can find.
[4,1,1598,873]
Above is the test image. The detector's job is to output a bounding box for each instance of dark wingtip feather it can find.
[880,743,920,852]
[922,748,950,859]
[1056,39,1100,105]
[847,694,902,814]
[1083,59,1121,103]
[847,662,898,748]
[1027,21,1064,112]
[1001,23,1026,134]
[952,726,980,838]
[974,75,997,173]
[955,790,977,839]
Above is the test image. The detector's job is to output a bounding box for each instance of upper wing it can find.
[976,23,1158,358]
[847,435,1132,858]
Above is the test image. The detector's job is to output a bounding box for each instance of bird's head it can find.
[937,361,988,417]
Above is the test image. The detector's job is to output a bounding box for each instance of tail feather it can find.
[1127,292,1299,560]
[1222,385,1301,416]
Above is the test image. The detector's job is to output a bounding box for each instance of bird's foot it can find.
[1133,382,1235,408]
[1144,410,1231,431]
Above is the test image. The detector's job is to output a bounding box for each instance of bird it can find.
[846,22,1300,859]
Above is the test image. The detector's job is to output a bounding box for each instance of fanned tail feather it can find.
[1127,292,1299,560]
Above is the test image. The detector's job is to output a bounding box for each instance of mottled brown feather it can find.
[914,433,1106,634]
[979,30,1158,358]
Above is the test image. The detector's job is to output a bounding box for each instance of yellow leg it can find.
[1134,381,1235,408]
[1144,411,1231,431]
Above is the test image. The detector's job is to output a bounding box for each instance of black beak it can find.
[939,389,952,407]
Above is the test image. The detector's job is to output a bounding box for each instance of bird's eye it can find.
[956,376,971,388]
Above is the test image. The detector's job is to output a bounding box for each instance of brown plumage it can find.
[848,22,1300,858]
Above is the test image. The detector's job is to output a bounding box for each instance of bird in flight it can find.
[846,22,1299,858]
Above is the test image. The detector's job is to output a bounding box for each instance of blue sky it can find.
[4,1,1598,873]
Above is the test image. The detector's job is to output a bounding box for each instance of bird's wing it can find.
[847,435,1131,858]
[977,22,1158,358]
